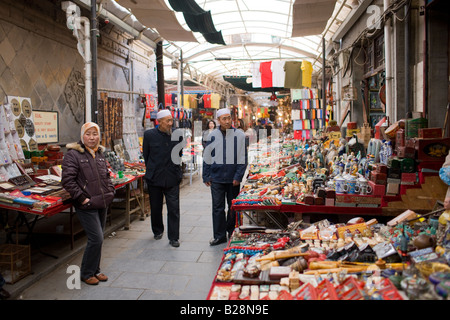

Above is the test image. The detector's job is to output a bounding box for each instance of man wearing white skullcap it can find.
[156,109,171,120]
[143,109,182,247]
[216,108,231,118]
[203,108,248,246]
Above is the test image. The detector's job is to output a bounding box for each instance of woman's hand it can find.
[82,198,90,205]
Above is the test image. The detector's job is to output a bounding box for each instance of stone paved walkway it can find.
[14,175,227,300]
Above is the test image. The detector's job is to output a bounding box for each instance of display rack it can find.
[291,88,324,140]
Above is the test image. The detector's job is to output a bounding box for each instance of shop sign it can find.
[34,111,59,143]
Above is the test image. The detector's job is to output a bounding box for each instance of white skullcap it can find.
[216,108,231,118]
[156,109,172,119]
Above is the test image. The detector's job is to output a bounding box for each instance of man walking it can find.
[143,109,184,247]
[203,108,248,246]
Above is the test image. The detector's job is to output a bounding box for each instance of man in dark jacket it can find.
[203,108,247,246]
[62,122,115,285]
[143,109,185,247]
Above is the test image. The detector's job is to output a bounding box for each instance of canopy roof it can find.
[107,0,354,89]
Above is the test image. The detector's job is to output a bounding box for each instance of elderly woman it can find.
[62,122,115,285]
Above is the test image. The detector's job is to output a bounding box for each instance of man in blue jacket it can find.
[203,108,248,246]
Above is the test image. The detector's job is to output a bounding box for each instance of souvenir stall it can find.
[0,96,72,284]
[207,118,450,300]
[0,94,149,284]
[98,93,148,228]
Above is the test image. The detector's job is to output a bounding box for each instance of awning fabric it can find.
[223,76,284,93]
[291,0,336,37]
[118,0,197,42]
[168,0,225,45]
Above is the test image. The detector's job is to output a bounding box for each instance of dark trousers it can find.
[76,207,107,279]
[147,184,180,241]
[210,182,240,240]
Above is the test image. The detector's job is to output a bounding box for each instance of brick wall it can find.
[0,0,156,145]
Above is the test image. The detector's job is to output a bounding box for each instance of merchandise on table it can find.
[233,132,447,213]
[209,210,450,300]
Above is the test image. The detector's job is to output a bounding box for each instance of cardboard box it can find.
[418,128,443,139]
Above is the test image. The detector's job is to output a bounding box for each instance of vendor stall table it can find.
[0,202,73,257]
[0,174,146,255]
[112,174,146,230]
[233,203,385,229]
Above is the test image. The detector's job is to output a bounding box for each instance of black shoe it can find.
[209,238,227,246]
[169,240,180,247]
[154,234,163,240]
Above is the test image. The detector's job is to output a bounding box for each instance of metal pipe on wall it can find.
[322,37,326,128]
[405,2,411,118]
[384,0,394,123]
[90,0,98,123]
[156,41,165,109]
[180,50,184,107]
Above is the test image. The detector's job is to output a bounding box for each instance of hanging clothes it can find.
[188,94,198,108]
[284,61,303,89]
[271,60,286,88]
[197,93,204,108]
[203,94,212,108]
[301,61,313,88]
[183,94,190,108]
[260,61,273,88]
[171,93,178,106]
[165,93,172,107]
[251,62,262,88]
[211,93,221,109]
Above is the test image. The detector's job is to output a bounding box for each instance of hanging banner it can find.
[145,94,155,119]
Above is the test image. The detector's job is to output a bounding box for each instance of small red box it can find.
[368,181,386,196]
[371,171,387,185]
[416,138,450,162]
[418,128,443,139]
[376,164,388,174]
[401,172,417,183]
[405,138,416,148]
[396,129,405,147]
[396,146,415,158]
[347,122,357,130]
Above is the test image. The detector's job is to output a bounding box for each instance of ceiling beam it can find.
[184,42,318,62]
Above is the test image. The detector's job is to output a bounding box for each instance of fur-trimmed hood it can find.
[66,141,106,153]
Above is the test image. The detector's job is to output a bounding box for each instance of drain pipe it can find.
[62,1,92,123]
[384,0,394,123]
[404,2,411,119]
[90,0,98,123]
[83,15,92,123]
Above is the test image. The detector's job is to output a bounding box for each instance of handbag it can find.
[439,166,450,185]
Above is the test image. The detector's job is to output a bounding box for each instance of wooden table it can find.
[0,202,74,257]
[113,174,146,230]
